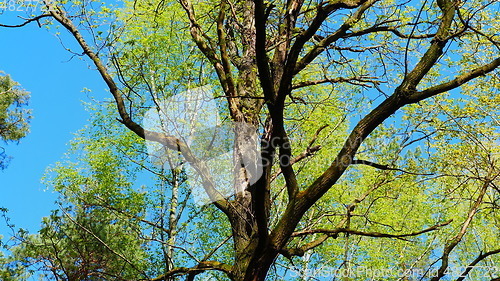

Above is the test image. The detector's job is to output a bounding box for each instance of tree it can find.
[2,0,500,280]
[17,104,150,280]
[0,72,30,169]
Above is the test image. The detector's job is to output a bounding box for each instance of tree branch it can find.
[351,159,434,176]
[293,0,378,75]
[270,1,464,251]
[254,0,276,103]
[149,261,233,281]
[398,0,456,92]
[44,0,231,216]
[179,0,241,120]
[430,179,490,281]
[408,57,500,103]
[280,235,329,258]
[270,145,321,182]
[456,248,500,281]
[291,219,452,238]
[217,0,237,97]
[344,24,435,39]
[282,220,452,257]
[0,14,51,28]
[292,76,380,89]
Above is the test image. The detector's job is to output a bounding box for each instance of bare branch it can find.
[282,220,452,257]
[149,261,233,281]
[292,76,380,89]
[293,0,378,75]
[430,180,490,281]
[351,159,434,176]
[291,219,452,238]
[0,14,51,28]
[344,24,435,39]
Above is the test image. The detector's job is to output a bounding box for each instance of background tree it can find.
[0,72,30,169]
[1,0,500,280]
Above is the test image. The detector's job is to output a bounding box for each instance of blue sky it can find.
[0,11,107,237]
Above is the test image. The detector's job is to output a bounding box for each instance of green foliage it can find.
[3,0,500,280]
[2,99,234,279]
[1,103,149,280]
[0,72,30,169]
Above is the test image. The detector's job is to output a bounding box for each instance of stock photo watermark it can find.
[0,0,55,12]
[143,85,263,205]
[288,265,500,279]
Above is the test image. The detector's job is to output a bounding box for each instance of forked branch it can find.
[149,261,233,281]
[0,14,51,28]
[430,179,491,281]
[282,220,452,257]
[43,0,231,216]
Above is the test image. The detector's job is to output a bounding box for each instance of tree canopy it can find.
[0,72,30,169]
[1,0,500,280]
